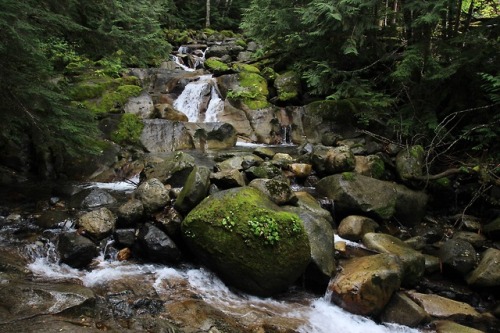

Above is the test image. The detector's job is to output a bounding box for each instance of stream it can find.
[0,147,424,332]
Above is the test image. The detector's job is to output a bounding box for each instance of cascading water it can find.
[173,75,224,123]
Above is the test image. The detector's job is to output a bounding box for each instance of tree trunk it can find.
[206,0,211,28]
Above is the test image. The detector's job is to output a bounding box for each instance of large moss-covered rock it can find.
[274,71,301,102]
[396,145,424,181]
[181,187,311,296]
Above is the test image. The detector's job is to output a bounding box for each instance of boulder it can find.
[35,210,72,229]
[215,100,255,139]
[154,207,183,239]
[249,178,297,206]
[174,166,211,215]
[253,147,276,159]
[362,232,425,286]
[205,44,244,58]
[81,188,116,209]
[439,239,478,275]
[396,145,424,180]
[124,92,155,118]
[141,152,195,187]
[181,187,311,296]
[274,71,301,102]
[117,199,144,227]
[216,154,263,171]
[289,163,313,178]
[58,232,98,268]
[245,163,283,181]
[135,178,170,213]
[328,254,403,316]
[311,145,356,176]
[466,248,500,287]
[337,215,379,241]
[140,119,194,153]
[380,292,429,327]
[198,123,238,150]
[354,155,385,179]
[210,169,246,189]
[452,231,486,248]
[433,320,484,333]
[316,173,427,225]
[155,103,188,122]
[77,207,116,240]
[113,228,136,248]
[406,291,482,321]
[483,216,500,240]
[283,192,336,290]
[136,223,181,264]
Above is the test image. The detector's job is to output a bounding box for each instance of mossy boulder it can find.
[225,72,269,110]
[86,84,143,114]
[274,71,301,102]
[396,145,425,180]
[181,187,311,296]
[232,63,260,73]
[204,58,232,75]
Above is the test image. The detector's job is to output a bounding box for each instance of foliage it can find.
[111,113,144,145]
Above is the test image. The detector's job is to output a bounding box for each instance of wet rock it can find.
[141,151,196,187]
[380,292,429,327]
[274,70,301,102]
[483,216,500,240]
[424,254,441,273]
[406,291,481,321]
[210,169,246,189]
[137,223,181,264]
[289,163,313,178]
[362,232,425,286]
[35,210,72,229]
[283,192,336,289]
[184,123,238,150]
[354,155,385,179]
[181,187,311,296]
[337,215,379,241]
[216,100,255,139]
[433,320,484,333]
[58,232,98,268]
[311,145,356,176]
[412,222,445,243]
[78,207,116,240]
[253,147,275,159]
[395,145,424,180]
[117,247,132,261]
[328,253,403,316]
[404,235,427,250]
[0,281,95,323]
[117,198,144,227]
[113,228,136,248]
[245,163,283,180]
[154,207,183,239]
[272,152,294,164]
[135,178,170,213]
[249,178,297,206]
[453,231,486,248]
[215,154,264,171]
[82,188,116,208]
[466,248,500,287]
[439,239,478,276]
[317,173,428,224]
[174,166,211,214]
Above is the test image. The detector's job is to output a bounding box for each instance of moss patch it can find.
[205,58,231,72]
[233,63,260,73]
[238,71,269,110]
[111,113,144,144]
[86,84,142,114]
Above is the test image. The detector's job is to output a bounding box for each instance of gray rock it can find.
[354,155,385,179]
[117,199,144,226]
[137,223,181,264]
[249,178,297,206]
[140,119,195,153]
[395,145,424,181]
[174,166,211,214]
[113,228,136,248]
[216,155,263,171]
[311,145,356,176]
[81,188,116,209]
[141,151,196,187]
[58,232,98,268]
[78,207,116,239]
[124,92,155,118]
[439,239,478,275]
[135,178,170,212]
[210,169,246,189]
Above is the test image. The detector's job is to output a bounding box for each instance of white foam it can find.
[82,174,139,192]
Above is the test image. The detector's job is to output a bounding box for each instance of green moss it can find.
[341,172,356,181]
[89,84,142,114]
[238,72,269,109]
[373,203,396,220]
[261,67,277,81]
[233,63,260,73]
[235,38,247,48]
[434,177,451,188]
[369,156,385,179]
[111,113,144,144]
[278,91,298,101]
[205,58,230,72]
[409,145,425,159]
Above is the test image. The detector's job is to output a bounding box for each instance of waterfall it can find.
[173,75,224,122]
